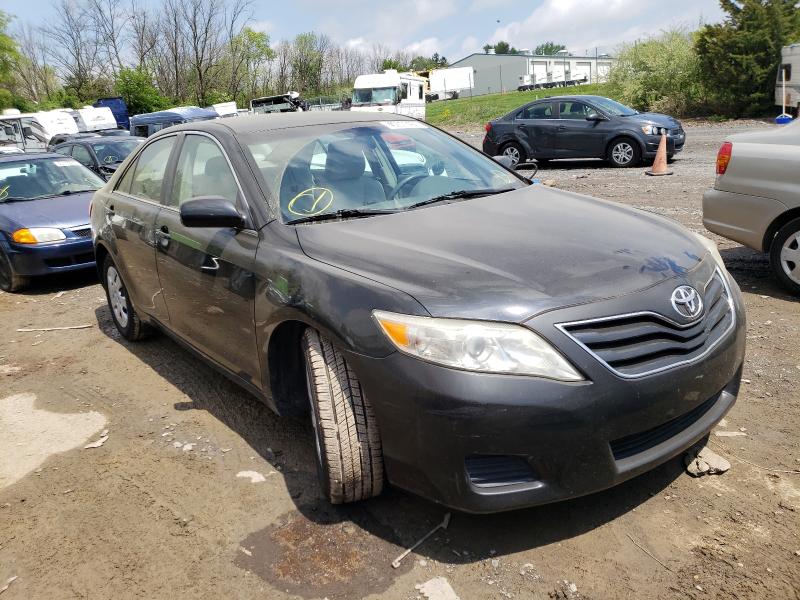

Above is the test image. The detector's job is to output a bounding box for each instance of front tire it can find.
[302,328,384,504]
[500,141,525,168]
[607,138,641,168]
[103,256,150,341]
[0,248,30,292]
[770,218,800,295]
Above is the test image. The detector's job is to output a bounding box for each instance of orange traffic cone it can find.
[645,134,673,176]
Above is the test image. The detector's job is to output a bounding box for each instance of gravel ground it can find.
[1,120,798,600]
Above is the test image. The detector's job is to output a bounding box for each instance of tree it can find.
[115,66,168,114]
[381,57,406,71]
[534,42,565,55]
[695,0,800,116]
[482,43,492,54]
[0,11,18,87]
[493,40,517,55]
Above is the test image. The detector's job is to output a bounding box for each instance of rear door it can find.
[107,135,177,323]
[554,100,609,158]
[513,101,557,158]
[70,144,100,176]
[154,133,261,384]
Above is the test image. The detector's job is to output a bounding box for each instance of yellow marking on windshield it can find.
[288,187,334,216]
[0,186,8,201]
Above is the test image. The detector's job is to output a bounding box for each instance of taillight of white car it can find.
[716,141,733,175]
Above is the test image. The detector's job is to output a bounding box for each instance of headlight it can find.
[693,232,725,267]
[641,125,665,136]
[11,228,67,244]
[373,310,584,381]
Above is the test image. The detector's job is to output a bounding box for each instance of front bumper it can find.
[6,237,95,276]
[348,273,745,513]
[643,132,685,157]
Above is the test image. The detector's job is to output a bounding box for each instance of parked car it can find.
[483,95,686,168]
[53,137,145,180]
[703,120,800,294]
[47,132,101,151]
[0,153,104,291]
[91,112,744,513]
[129,106,217,137]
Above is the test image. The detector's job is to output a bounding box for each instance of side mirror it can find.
[180,196,245,229]
[586,113,608,122]
[493,155,515,169]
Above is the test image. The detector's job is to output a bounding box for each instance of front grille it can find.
[44,252,94,268]
[558,270,734,378]
[610,391,720,460]
[70,226,92,238]
[465,455,537,488]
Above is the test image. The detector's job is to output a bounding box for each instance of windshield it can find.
[243,120,526,223]
[0,157,104,201]
[91,140,143,164]
[589,97,638,116]
[352,87,397,106]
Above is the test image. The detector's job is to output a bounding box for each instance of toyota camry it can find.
[90,112,745,513]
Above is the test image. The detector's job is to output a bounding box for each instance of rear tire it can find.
[302,328,384,504]
[0,248,30,292]
[770,217,800,296]
[102,255,150,341]
[607,138,641,168]
[500,142,525,168]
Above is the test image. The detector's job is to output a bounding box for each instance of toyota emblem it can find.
[671,285,703,319]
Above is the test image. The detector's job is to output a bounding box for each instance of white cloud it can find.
[468,0,513,13]
[249,20,274,34]
[405,37,443,56]
[460,35,480,54]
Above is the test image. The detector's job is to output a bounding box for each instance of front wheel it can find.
[500,142,525,168]
[302,328,384,504]
[607,138,641,168]
[770,217,800,295]
[0,248,30,292]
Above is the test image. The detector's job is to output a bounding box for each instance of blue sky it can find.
[5,0,726,61]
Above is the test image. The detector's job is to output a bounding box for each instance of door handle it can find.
[107,204,114,214]
[557,125,567,131]
[156,226,170,248]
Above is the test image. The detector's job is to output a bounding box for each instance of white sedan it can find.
[703,120,800,295]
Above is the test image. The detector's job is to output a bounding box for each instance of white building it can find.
[449,51,616,96]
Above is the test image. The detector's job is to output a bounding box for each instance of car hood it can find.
[631,112,682,129]
[296,186,708,322]
[0,191,94,232]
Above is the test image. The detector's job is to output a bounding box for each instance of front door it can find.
[554,100,609,158]
[106,135,176,322]
[154,133,261,386]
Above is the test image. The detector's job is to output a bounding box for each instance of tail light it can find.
[484,122,492,133]
[716,142,732,175]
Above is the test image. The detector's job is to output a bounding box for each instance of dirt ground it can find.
[1,120,799,600]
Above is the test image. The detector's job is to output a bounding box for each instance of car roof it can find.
[165,111,413,135]
[0,152,66,164]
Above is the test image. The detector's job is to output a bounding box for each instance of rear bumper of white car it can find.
[703,188,788,252]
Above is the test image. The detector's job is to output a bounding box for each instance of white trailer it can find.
[209,101,239,118]
[776,44,800,116]
[428,66,473,100]
[351,70,426,119]
[0,108,78,151]
[69,106,117,132]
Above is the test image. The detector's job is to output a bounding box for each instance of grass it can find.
[426,83,612,129]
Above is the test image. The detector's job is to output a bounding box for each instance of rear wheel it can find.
[607,138,641,168]
[0,248,29,292]
[770,218,800,295]
[500,142,525,168]
[302,328,384,504]
[103,256,150,341]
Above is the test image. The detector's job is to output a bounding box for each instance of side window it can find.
[133,125,149,137]
[71,145,94,167]
[559,101,591,119]
[169,135,239,207]
[127,136,175,202]
[418,85,423,100]
[400,83,408,100]
[20,118,47,151]
[54,145,72,157]
[520,103,553,119]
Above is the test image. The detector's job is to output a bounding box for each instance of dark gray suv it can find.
[482,95,685,168]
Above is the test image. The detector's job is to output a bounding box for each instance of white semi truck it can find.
[351,70,426,119]
[776,44,800,116]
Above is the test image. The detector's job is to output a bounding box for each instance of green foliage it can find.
[0,11,19,86]
[409,53,448,71]
[0,87,13,110]
[695,0,800,116]
[491,41,518,55]
[115,67,169,115]
[427,83,611,127]
[534,42,566,55]
[381,58,406,71]
[608,29,705,116]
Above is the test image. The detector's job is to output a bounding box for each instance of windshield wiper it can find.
[0,196,29,203]
[406,188,515,210]
[287,208,397,225]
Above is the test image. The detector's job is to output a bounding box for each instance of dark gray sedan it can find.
[91,112,744,513]
[482,95,685,168]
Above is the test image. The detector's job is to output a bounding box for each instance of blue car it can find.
[0,153,105,292]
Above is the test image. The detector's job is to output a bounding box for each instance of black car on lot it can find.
[483,95,686,168]
[91,112,744,513]
[52,137,145,180]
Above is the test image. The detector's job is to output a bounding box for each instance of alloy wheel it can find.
[503,146,521,166]
[106,265,129,328]
[780,231,800,285]
[612,142,634,165]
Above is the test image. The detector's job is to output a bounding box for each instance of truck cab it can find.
[351,70,426,119]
